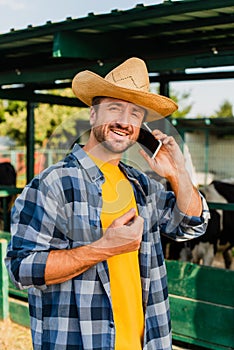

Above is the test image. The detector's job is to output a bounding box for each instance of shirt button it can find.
[109,322,114,328]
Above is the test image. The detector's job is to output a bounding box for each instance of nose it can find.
[121,109,130,124]
[119,104,133,125]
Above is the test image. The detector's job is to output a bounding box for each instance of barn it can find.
[0,1,234,349]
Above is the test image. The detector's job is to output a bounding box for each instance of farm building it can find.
[0,1,234,349]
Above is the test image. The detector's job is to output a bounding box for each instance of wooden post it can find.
[0,239,9,320]
[26,102,35,184]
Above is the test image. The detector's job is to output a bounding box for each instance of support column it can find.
[204,128,210,187]
[159,80,170,134]
[26,102,35,184]
[0,239,9,320]
[159,80,169,97]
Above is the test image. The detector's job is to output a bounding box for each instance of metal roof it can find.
[0,0,234,105]
[171,117,234,136]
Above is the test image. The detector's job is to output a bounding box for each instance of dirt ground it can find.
[0,318,189,350]
[0,252,232,350]
[0,318,32,350]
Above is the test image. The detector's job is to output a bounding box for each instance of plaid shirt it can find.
[5,144,209,350]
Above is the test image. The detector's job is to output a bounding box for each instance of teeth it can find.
[113,130,127,136]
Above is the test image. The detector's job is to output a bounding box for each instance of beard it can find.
[92,123,136,154]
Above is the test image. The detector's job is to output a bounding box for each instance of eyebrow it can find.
[106,102,123,107]
[132,106,145,113]
[107,102,145,113]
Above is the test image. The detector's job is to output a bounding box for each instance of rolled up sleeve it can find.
[5,177,69,290]
[158,190,210,242]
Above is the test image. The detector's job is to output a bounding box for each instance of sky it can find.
[0,0,233,117]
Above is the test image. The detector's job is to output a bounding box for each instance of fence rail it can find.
[1,190,234,349]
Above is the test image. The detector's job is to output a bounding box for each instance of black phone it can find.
[137,122,162,158]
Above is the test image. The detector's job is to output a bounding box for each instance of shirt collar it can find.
[71,143,146,197]
[71,144,104,183]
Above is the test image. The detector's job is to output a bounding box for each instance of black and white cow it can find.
[161,207,220,266]
[211,180,234,268]
[0,162,17,230]
[160,179,234,269]
[0,162,16,186]
[181,180,234,269]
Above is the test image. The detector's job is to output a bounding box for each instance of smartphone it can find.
[137,122,162,158]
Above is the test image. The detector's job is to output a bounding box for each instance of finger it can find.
[139,149,159,167]
[151,129,161,137]
[130,215,144,228]
[151,130,174,146]
[151,130,166,140]
[111,208,136,228]
[139,149,155,165]
[161,136,175,146]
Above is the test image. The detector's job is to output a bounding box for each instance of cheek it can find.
[92,112,108,128]
[135,125,141,137]
[132,129,140,141]
[93,124,108,139]
[130,116,144,129]
[132,124,141,139]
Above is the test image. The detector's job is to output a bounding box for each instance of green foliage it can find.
[150,84,193,118]
[0,89,89,147]
[0,101,27,144]
[0,88,233,147]
[0,100,5,122]
[169,90,193,118]
[5,100,26,115]
[213,99,233,118]
[35,102,89,148]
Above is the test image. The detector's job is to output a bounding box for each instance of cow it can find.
[160,178,234,269]
[0,162,16,186]
[144,138,234,269]
[160,208,219,266]
[0,162,17,231]
[177,180,234,269]
[211,180,234,269]
[189,208,221,266]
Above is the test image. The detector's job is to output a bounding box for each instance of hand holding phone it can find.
[137,122,162,158]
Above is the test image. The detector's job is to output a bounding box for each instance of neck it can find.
[83,139,121,166]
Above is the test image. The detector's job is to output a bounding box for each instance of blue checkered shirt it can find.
[5,144,209,350]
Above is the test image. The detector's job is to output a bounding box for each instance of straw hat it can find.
[72,57,178,121]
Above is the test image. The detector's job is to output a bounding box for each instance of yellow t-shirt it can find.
[90,156,144,349]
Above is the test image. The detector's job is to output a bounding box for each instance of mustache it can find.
[108,122,134,134]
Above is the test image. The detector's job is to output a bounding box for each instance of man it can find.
[5,57,209,350]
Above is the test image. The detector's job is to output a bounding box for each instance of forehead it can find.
[100,97,145,111]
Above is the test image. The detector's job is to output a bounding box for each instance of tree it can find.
[150,84,193,118]
[0,100,6,123]
[169,90,193,118]
[0,89,89,147]
[213,99,233,118]
[0,101,27,144]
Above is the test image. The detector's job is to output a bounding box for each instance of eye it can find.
[132,110,144,119]
[109,105,122,112]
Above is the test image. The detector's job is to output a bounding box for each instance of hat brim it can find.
[72,70,178,122]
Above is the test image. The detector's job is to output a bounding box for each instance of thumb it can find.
[110,208,136,228]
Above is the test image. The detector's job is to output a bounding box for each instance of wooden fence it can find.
[0,231,233,349]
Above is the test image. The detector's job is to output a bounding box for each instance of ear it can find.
[90,106,97,126]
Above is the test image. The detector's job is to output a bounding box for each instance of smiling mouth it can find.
[111,128,130,137]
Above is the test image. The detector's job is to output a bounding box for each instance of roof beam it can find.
[53,32,118,59]
[1,49,234,87]
[1,0,233,42]
[1,68,233,104]
[0,88,85,106]
[52,27,234,60]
